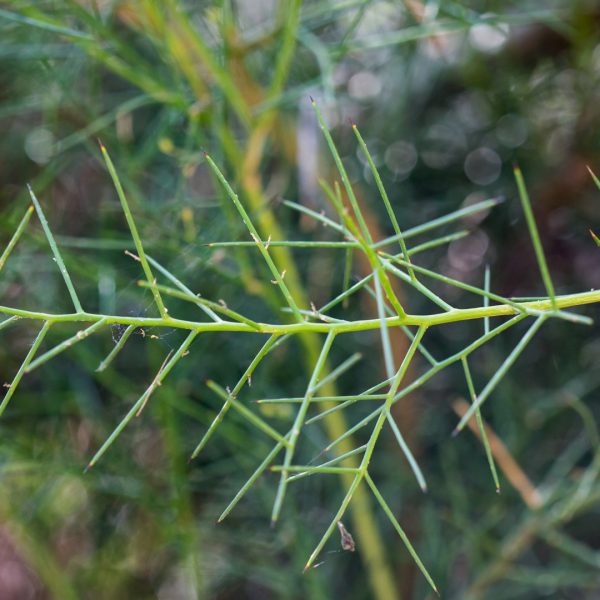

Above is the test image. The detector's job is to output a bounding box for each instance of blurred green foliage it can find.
[1,1,600,599]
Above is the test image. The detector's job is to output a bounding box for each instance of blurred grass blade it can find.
[0,7,92,39]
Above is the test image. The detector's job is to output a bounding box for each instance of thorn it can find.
[125,250,140,262]
[309,95,315,103]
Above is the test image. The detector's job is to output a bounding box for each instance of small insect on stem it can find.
[337,521,356,552]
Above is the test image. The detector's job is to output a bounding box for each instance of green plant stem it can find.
[96,324,136,372]
[0,320,52,416]
[513,166,557,309]
[0,205,33,272]
[1,288,595,334]
[100,143,168,319]
[272,331,336,523]
[29,187,83,313]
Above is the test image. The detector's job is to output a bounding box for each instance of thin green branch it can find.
[207,381,288,448]
[0,315,21,332]
[190,334,284,460]
[204,154,304,322]
[287,444,368,482]
[385,412,428,492]
[28,187,83,313]
[96,325,136,372]
[461,356,501,492]
[311,352,362,393]
[365,473,438,595]
[353,123,415,280]
[0,320,52,417]
[100,143,168,319]
[454,314,547,433]
[514,166,557,310]
[138,281,261,330]
[0,205,33,272]
[312,101,374,243]
[146,254,221,322]
[86,330,199,469]
[0,288,595,335]
[26,318,108,373]
[218,439,286,522]
[272,330,336,523]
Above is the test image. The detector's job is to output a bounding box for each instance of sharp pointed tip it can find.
[586,164,595,175]
[421,484,428,493]
[83,463,93,473]
[309,95,315,103]
[496,486,502,494]
[512,162,521,173]
[451,427,460,438]
[303,563,310,573]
